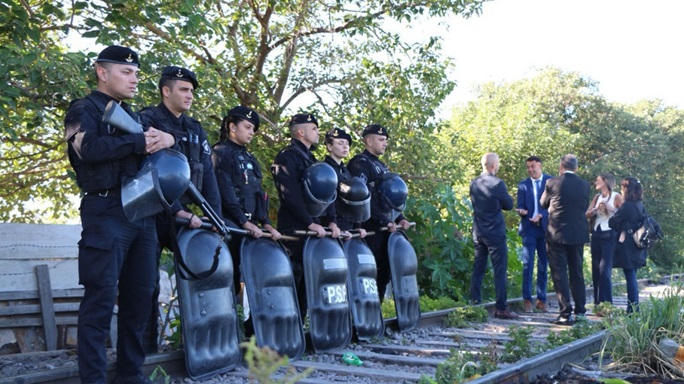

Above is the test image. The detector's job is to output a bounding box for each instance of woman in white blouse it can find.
[585,173,623,314]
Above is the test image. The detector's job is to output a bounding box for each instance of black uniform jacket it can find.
[212,139,270,227]
[347,149,405,228]
[65,90,146,193]
[271,139,335,232]
[140,103,221,216]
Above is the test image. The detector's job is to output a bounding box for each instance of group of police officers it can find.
[65,45,412,383]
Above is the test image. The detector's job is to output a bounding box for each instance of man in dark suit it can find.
[540,154,590,325]
[469,153,518,319]
[515,156,552,313]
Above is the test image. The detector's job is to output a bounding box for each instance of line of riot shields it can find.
[104,101,420,380]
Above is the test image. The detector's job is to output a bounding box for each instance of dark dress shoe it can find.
[550,314,574,326]
[494,308,519,320]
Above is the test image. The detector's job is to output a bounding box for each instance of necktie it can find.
[534,179,541,216]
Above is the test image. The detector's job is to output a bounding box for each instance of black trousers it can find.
[546,241,586,317]
[77,194,157,383]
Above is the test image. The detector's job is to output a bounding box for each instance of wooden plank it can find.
[36,265,58,351]
[0,302,81,316]
[0,260,80,291]
[0,223,80,260]
[0,288,84,301]
[0,316,79,327]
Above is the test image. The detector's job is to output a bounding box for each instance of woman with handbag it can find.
[609,177,647,313]
[585,173,622,314]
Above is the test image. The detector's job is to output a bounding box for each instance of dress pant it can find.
[470,235,508,311]
[521,225,548,303]
[590,228,615,305]
[546,241,586,317]
[77,194,157,383]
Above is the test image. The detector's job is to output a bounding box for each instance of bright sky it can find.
[423,0,684,114]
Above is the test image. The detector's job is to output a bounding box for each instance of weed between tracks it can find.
[420,310,602,384]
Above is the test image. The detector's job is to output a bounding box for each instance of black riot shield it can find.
[387,230,421,331]
[240,236,306,359]
[303,236,353,352]
[343,237,384,340]
[174,227,241,380]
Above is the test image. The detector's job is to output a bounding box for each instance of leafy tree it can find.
[0,0,485,222]
[446,67,684,270]
[578,100,684,267]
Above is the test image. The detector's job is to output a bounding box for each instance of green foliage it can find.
[428,344,498,384]
[0,0,485,223]
[149,366,171,384]
[599,284,684,374]
[501,326,540,363]
[579,101,684,268]
[546,316,602,350]
[419,295,459,312]
[446,67,684,269]
[407,185,474,300]
[381,298,396,319]
[406,183,524,302]
[444,306,489,328]
[166,317,181,349]
[241,336,313,384]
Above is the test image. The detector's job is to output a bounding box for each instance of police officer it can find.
[347,124,411,301]
[140,65,221,242]
[271,113,341,318]
[139,66,222,352]
[64,45,170,384]
[323,128,367,237]
[212,105,282,294]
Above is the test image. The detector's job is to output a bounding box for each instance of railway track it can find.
[0,278,675,384]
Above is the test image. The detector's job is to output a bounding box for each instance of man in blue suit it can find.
[515,156,551,313]
[469,153,518,319]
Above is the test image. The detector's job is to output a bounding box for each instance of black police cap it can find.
[160,66,199,89]
[362,124,389,138]
[95,45,140,67]
[289,113,318,127]
[325,128,352,146]
[228,105,260,132]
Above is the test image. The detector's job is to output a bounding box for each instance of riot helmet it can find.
[303,162,338,217]
[379,173,408,212]
[338,176,371,223]
[121,149,191,222]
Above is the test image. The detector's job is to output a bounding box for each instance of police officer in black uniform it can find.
[139,66,222,352]
[347,124,411,301]
[64,45,171,384]
[140,66,222,243]
[323,128,367,237]
[271,113,341,318]
[212,105,282,294]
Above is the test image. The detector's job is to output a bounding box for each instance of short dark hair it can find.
[526,156,542,163]
[158,78,176,98]
[621,176,643,201]
[560,154,578,171]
